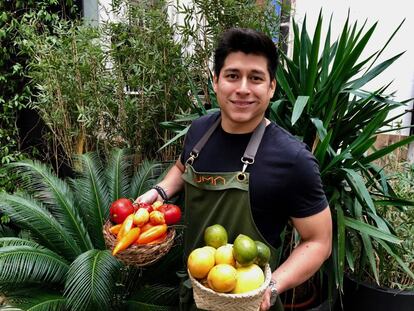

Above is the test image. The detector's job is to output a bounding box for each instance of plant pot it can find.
[342,274,414,311]
[281,274,337,311]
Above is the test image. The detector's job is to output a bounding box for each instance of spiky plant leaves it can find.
[71,153,111,249]
[8,160,93,252]
[129,160,163,200]
[1,288,66,311]
[0,193,81,259]
[64,250,121,311]
[105,148,132,202]
[0,244,69,289]
[125,284,179,310]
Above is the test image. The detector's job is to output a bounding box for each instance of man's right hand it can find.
[134,188,159,205]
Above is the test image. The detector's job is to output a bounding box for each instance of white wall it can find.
[292,0,414,138]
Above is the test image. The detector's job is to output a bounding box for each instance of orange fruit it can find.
[207,264,237,293]
[215,244,236,267]
[187,247,215,279]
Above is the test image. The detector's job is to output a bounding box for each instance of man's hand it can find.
[260,288,272,311]
[134,188,159,205]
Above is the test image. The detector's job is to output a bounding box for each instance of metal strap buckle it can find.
[241,156,254,173]
[186,152,199,166]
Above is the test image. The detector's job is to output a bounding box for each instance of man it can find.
[137,28,332,311]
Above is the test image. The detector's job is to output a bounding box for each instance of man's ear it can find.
[270,79,276,96]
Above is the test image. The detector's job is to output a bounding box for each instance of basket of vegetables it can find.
[103,198,181,267]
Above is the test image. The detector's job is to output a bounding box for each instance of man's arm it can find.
[136,159,185,204]
[260,206,332,310]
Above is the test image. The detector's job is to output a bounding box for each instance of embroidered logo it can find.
[194,175,226,185]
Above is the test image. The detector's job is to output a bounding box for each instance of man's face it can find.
[213,51,276,134]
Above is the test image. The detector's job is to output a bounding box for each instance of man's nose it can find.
[236,78,251,95]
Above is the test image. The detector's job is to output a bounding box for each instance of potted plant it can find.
[0,148,182,310]
[272,11,414,309]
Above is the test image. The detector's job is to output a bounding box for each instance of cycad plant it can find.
[273,11,414,298]
[0,148,181,310]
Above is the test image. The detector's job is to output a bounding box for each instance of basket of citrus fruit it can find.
[103,198,181,267]
[187,224,272,311]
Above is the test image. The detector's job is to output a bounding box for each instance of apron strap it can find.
[186,115,267,172]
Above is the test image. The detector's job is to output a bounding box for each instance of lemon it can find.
[233,234,258,266]
[215,244,236,267]
[187,247,215,279]
[232,264,265,294]
[204,224,228,248]
[254,241,271,268]
[207,264,238,293]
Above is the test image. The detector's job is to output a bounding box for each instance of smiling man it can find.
[137,28,332,311]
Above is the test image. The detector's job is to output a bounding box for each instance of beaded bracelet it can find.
[152,185,168,201]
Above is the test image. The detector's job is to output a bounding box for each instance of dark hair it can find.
[214,28,279,81]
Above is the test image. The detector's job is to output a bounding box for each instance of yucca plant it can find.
[272,11,414,300]
[0,148,181,310]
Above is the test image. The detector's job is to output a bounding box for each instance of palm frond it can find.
[71,153,111,249]
[0,237,42,248]
[105,149,132,202]
[64,250,121,311]
[0,192,81,259]
[0,245,69,287]
[2,288,66,311]
[126,284,179,310]
[129,160,163,200]
[8,160,93,252]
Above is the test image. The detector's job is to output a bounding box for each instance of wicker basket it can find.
[103,220,175,267]
[188,264,271,311]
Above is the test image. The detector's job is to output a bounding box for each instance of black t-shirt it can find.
[180,112,328,248]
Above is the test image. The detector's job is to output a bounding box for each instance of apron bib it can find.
[179,117,283,311]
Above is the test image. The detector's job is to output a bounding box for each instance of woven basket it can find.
[103,220,175,267]
[188,264,271,311]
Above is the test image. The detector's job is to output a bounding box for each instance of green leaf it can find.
[72,152,110,249]
[291,96,309,126]
[0,245,69,286]
[343,169,376,215]
[8,160,93,252]
[336,204,345,289]
[344,217,400,244]
[64,249,121,311]
[106,148,131,202]
[361,135,414,164]
[376,239,414,281]
[1,288,66,311]
[129,160,163,200]
[0,193,81,259]
[305,11,322,96]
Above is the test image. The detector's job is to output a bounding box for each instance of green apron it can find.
[179,117,283,311]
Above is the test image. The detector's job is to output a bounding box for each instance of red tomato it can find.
[110,198,134,224]
[158,204,182,225]
[138,202,153,213]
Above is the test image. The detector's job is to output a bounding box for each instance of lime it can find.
[254,241,271,267]
[207,264,237,293]
[233,234,258,266]
[204,224,228,249]
[231,264,264,294]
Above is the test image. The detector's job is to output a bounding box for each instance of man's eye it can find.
[226,74,238,79]
[251,76,264,81]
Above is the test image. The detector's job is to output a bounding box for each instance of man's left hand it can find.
[260,287,272,311]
